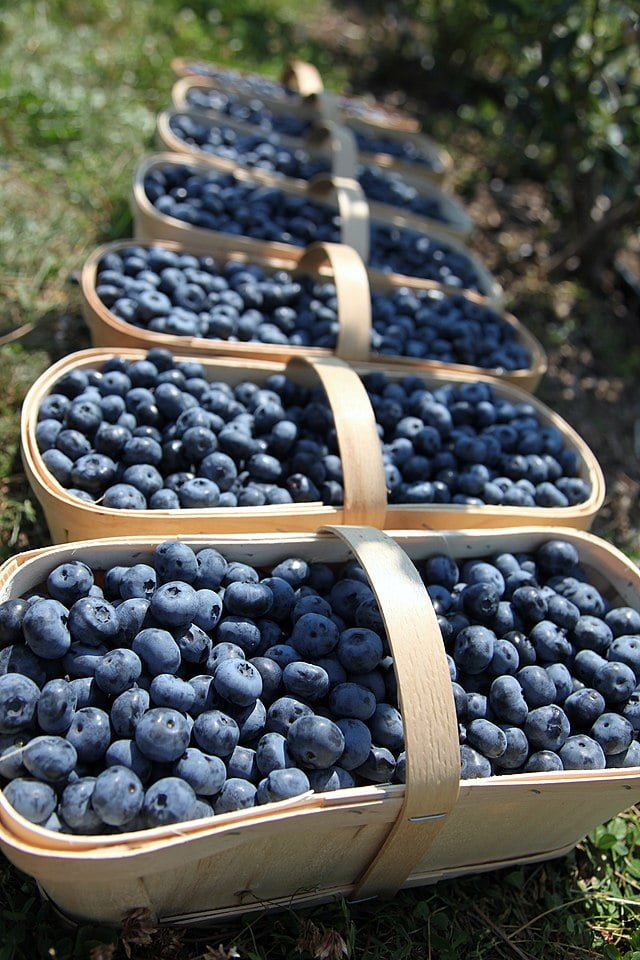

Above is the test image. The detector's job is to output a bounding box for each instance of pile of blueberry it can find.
[36,348,587,512]
[168,113,448,222]
[142,163,482,291]
[0,541,404,832]
[1,536,639,835]
[94,245,530,371]
[183,65,297,102]
[184,86,435,168]
[438,540,640,776]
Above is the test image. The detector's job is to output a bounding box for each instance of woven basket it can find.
[81,238,545,390]
[22,349,602,543]
[169,58,422,133]
[131,153,502,304]
[0,526,638,925]
[155,107,472,241]
[171,74,450,180]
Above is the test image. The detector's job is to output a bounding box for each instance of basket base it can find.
[37,838,579,929]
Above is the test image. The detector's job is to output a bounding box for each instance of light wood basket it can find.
[22,349,602,544]
[155,107,472,241]
[171,74,449,181]
[169,57,422,134]
[0,526,638,925]
[131,153,502,304]
[81,238,546,391]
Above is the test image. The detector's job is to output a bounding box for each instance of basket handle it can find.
[309,175,370,262]
[323,524,460,899]
[280,60,324,98]
[297,242,371,363]
[306,121,358,181]
[287,356,386,527]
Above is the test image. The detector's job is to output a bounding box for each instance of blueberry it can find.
[354,744,397,782]
[68,597,120,646]
[590,713,634,755]
[120,564,157,600]
[489,675,528,724]
[23,599,71,659]
[213,778,257,814]
[116,597,150,645]
[466,718,507,758]
[289,613,339,659]
[256,732,294,775]
[559,735,606,770]
[594,660,636,703]
[150,675,196,712]
[65,707,111,762]
[563,687,606,728]
[226,745,259,783]
[517,666,556,708]
[606,740,640,768]
[22,736,77,783]
[0,733,28,779]
[213,659,263,706]
[192,589,223,631]
[607,635,640,674]
[94,649,142,695]
[606,607,640,638]
[110,687,150,738]
[4,779,57,824]
[193,710,239,757]
[257,767,310,803]
[132,628,181,675]
[149,581,198,627]
[0,674,40,732]
[328,682,376,721]
[144,777,197,826]
[105,740,153,782]
[266,697,314,736]
[92,766,144,826]
[0,599,29,648]
[524,705,570,751]
[494,726,529,769]
[460,745,492,778]
[154,541,198,583]
[60,777,103,832]
[173,747,226,795]
[454,626,495,674]
[287,715,345,770]
[47,561,94,606]
[523,750,563,773]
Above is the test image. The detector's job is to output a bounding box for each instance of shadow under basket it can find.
[22,349,602,543]
[0,526,638,925]
[81,238,547,392]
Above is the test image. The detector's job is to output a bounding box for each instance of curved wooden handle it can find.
[309,175,370,262]
[287,357,386,527]
[323,524,460,899]
[307,121,358,180]
[280,60,324,97]
[297,242,371,362]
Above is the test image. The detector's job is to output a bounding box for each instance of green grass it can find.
[0,1,639,957]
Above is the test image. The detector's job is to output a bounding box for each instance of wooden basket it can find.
[156,107,472,241]
[22,349,602,544]
[169,57,422,133]
[0,526,638,925]
[131,153,501,304]
[81,238,546,391]
[171,74,450,180]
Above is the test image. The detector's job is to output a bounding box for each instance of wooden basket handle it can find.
[323,524,460,899]
[287,356,386,527]
[297,242,371,362]
[306,121,358,180]
[280,60,324,98]
[309,175,370,262]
